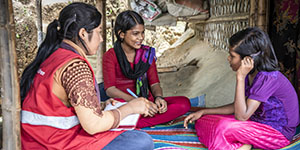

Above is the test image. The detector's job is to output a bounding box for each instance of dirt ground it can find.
[157,29,236,107]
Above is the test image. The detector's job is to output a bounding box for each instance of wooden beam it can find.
[111,19,114,46]
[257,0,268,32]
[177,13,210,22]
[95,0,107,82]
[96,0,107,55]
[36,0,43,46]
[249,0,257,27]
[249,0,269,31]
[0,0,21,149]
[157,66,178,73]
[195,14,249,24]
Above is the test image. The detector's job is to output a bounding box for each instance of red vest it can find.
[21,48,123,150]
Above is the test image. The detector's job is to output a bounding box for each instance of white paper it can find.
[104,102,140,129]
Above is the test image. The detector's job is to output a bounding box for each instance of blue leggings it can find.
[103,130,154,150]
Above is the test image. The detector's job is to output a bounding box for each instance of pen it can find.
[126,88,138,98]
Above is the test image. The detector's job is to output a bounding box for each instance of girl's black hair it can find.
[20,2,101,104]
[229,27,279,72]
[114,10,144,41]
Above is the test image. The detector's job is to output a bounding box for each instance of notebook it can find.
[104,102,140,131]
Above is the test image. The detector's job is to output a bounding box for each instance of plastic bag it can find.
[130,0,162,21]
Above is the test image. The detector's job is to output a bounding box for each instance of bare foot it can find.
[237,144,252,150]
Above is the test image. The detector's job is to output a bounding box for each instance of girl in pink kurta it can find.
[184,27,299,150]
[103,10,191,128]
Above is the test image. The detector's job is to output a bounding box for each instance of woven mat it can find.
[141,115,300,150]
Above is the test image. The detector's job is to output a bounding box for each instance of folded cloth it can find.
[189,94,206,107]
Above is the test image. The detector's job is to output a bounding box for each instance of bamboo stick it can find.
[111,19,114,46]
[249,0,257,27]
[195,14,249,24]
[36,0,43,46]
[95,0,107,82]
[265,0,270,32]
[249,0,269,31]
[0,0,21,149]
[257,0,268,31]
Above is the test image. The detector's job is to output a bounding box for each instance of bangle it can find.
[116,108,122,118]
[111,109,121,129]
[154,96,164,101]
[115,109,122,128]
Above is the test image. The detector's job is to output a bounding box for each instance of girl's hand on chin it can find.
[237,56,254,79]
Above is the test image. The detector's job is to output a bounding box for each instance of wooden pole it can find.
[257,0,268,31]
[95,0,107,82]
[195,14,249,24]
[0,0,21,149]
[249,0,269,32]
[249,0,257,27]
[111,19,114,46]
[36,0,43,46]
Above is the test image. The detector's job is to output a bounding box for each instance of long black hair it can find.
[20,2,101,103]
[114,10,144,41]
[229,27,279,72]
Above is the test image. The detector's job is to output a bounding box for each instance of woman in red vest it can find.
[20,2,154,150]
[102,10,191,128]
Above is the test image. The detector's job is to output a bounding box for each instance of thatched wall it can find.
[193,0,250,52]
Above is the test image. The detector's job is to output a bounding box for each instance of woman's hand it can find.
[100,98,119,110]
[106,98,119,106]
[237,56,254,79]
[127,97,155,117]
[148,101,159,117]
[155,97,167,114]
[183,110,205,129]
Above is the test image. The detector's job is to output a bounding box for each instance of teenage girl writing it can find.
[102,10,191,128]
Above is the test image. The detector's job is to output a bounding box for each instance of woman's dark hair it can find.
[20,2,101,103]
[229,27,279,72]
[114,10,144,41]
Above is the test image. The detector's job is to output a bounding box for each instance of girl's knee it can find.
[129,130,154,150]
[103,130,153,150]
[174,96,191,112]
[135,132,154,150]
[216,118,234,128]
[195,115,238,132]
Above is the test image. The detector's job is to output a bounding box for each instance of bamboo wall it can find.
[194,0,250,52]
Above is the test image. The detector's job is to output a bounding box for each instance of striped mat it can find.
[141,116,300,150]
